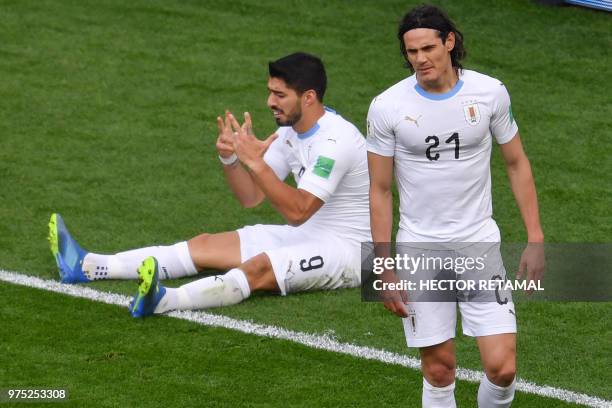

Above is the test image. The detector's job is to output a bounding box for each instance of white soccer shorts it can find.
[396,241,517,348]
[237,224,361,295]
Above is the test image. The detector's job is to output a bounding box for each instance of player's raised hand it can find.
[229,112,278,170]
[216,110,235,158]
[516,242,545,295]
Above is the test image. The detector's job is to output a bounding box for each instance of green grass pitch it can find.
[0,0,610,406]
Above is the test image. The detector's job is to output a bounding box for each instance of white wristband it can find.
[218,153,238,166]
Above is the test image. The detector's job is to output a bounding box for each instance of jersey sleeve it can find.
[366,97,396,157]
[263,131,291,181]
[490,83,519,144]
[297,135,355,202]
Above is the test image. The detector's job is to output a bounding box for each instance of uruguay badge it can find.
[463,103,481,126]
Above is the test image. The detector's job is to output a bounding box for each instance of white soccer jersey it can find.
[264,108,370,243]
[367,70,518,242]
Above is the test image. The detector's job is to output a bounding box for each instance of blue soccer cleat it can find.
[48,213,91,283]
[129,256,166,318]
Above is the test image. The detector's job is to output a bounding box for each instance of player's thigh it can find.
[189,224,294,272]
[459,300,517,338]
[237,224,295,262]
[264,237,361,296]
[188,231,241,271]
[394,244,458,348]
[477,333,516,367]
[458,242,517,337]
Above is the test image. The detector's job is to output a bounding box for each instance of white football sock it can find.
[82,241,197,280]
[154,268,251,313]
[477,375,515,408]
[422,377,456,408]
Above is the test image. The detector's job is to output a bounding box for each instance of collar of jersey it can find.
[297,123,320,139]
[296,107,335,139]
[414,79,464,101]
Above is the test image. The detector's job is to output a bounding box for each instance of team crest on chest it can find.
[463,103,481,126]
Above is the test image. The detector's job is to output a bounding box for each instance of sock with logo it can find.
[153,268,251,313]
[82,241,197,280]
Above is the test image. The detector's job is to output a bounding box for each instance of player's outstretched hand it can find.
[229,112,278,170]
[216,110,235,158]
[516,242,545,295]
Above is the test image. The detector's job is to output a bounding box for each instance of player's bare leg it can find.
[235,253,279,292]
[421,339,456,386]
[420,339,457,407]
[476,333,516,407]
[187,231,242,271]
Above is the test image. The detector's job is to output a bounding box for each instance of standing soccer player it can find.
[367,5,544,407]
[50,52,370,317]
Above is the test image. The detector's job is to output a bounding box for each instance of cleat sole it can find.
[48,213,59,257]
[137,257,157,297]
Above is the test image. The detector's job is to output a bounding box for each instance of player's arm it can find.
[249,164,324,226]
[368,152,394,245]
[368,152,408,317]
[216,111,265,208]
[366,100,395,246]
[367,98,408,317]
[499,133,545,287]
[230,113,323,226]
[499,133,544,243]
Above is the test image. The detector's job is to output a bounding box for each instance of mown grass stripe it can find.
[1,269,609,408]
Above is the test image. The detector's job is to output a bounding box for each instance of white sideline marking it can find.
[1,270,610,408]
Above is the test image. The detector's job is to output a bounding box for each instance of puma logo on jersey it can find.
[286,140,293,148]
[327,138,337,143]
[405,114,422,127]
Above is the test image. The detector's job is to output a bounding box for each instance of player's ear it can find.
[303,89,317,106]
[445,31,456,52]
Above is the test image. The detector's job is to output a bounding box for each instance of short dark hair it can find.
[268,52,327,102]
[397,4,467,72]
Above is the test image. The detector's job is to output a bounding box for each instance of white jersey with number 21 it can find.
[367,69,518,242]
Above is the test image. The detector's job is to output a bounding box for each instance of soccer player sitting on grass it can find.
[49,52,370,318]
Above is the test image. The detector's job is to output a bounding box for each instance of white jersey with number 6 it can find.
[367,69,518,242]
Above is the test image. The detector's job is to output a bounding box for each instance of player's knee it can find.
[485,360,516,387]
[187,233,211,254]
[421,341,456,387]
[422,360,456,387]
[187,233,211,270]
[240,253,277,292]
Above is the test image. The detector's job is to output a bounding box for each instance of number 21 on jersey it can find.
[425,132,460,161]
